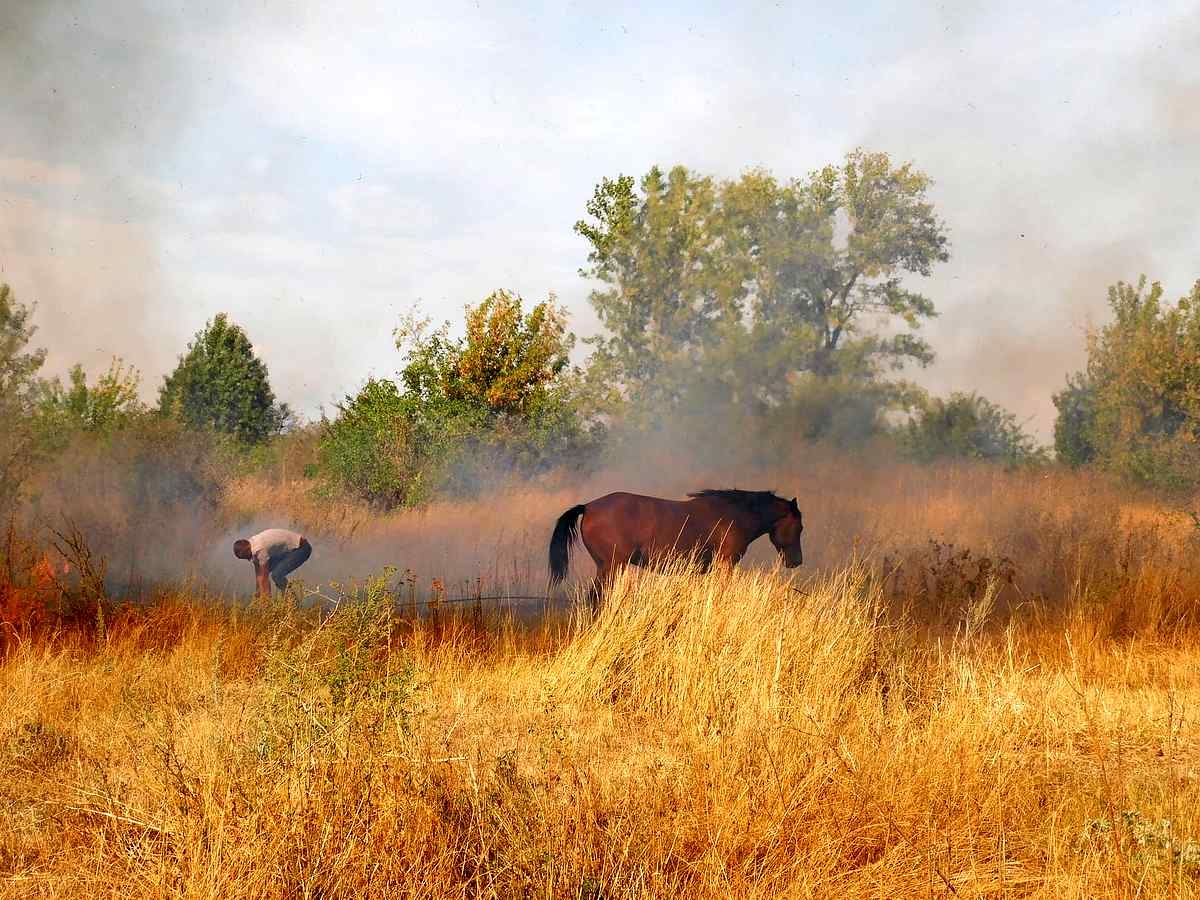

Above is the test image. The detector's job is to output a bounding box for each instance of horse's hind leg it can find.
[579,530,614,615]
[586,561,618,615]
[587,572,607,614]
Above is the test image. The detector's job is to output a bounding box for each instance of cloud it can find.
[329,183,437,236]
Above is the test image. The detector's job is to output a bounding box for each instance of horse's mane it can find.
[687,489,786,518]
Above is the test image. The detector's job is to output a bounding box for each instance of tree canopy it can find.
[158,313,288,445]
[321,291,599,506]
[1055,276,1200,489]
[575,150,949,430]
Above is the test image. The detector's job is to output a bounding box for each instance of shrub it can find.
[1055,276,1200,490]
[319,292,602,506]
[1052,372,1097,466]
[318,379,418,508]
[901,391,1044,465]
[40,358,143,441]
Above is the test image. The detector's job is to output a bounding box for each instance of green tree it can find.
[43,358,143,437]
[902,392,1043,465]
[723,153,947,381]
[158,313,288,444]
[1051,372,1096,466]
[575,150,949,429]
[0,284,50,513]
[1059,276,1200,489]
[575,167,735,410]
[318,379,417,507]
[321,291,599,506]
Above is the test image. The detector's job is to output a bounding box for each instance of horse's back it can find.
[585,491,689,523]
[579,492,702,563]
[587,490,674,509]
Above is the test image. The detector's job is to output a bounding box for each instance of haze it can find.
[2,0,1197,438]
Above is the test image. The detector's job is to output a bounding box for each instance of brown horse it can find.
[548,489,803,606]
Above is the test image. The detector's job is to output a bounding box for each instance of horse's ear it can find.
[789,497,799,513]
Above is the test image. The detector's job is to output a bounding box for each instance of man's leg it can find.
[269,539,312,591]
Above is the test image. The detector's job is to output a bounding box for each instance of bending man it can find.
[233,528,312,597]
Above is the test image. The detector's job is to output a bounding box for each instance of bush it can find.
[1055,276,1200,490]
[318,379,418,508]
[902,392,1044,466]
[319,292,602,507]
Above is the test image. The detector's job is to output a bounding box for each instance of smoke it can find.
[0,0,211,395]
[848,2,1200,437]
[3,0,1197,441]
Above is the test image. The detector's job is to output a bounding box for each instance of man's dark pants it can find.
[269,538,312,590]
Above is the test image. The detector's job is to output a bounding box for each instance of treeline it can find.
[2,149,1197,517]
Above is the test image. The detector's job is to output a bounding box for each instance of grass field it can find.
[3,459,1200,898]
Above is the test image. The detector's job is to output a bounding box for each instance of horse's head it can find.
[769,497,804,568]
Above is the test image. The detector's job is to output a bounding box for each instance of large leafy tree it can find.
[575,150,949,425]
[158,313,288,444]
[0,283,50,513]
[575,167,736,409]
[1055,276,1200,489]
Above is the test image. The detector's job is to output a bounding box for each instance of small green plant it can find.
[1123,810,1200,873]
[257,569,419,763]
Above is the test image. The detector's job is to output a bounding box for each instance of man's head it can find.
[233,539,252,560]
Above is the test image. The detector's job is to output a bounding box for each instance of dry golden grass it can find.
[3,556,1200,898]
[5,457,1200,897]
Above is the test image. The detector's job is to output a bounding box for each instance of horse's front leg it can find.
[714,532,750,570]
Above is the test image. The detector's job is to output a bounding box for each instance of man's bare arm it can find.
[254,559,271,597]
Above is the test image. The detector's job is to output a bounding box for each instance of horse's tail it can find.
[549,504,587,586]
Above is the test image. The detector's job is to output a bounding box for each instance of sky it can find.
[2,0,1198,438]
